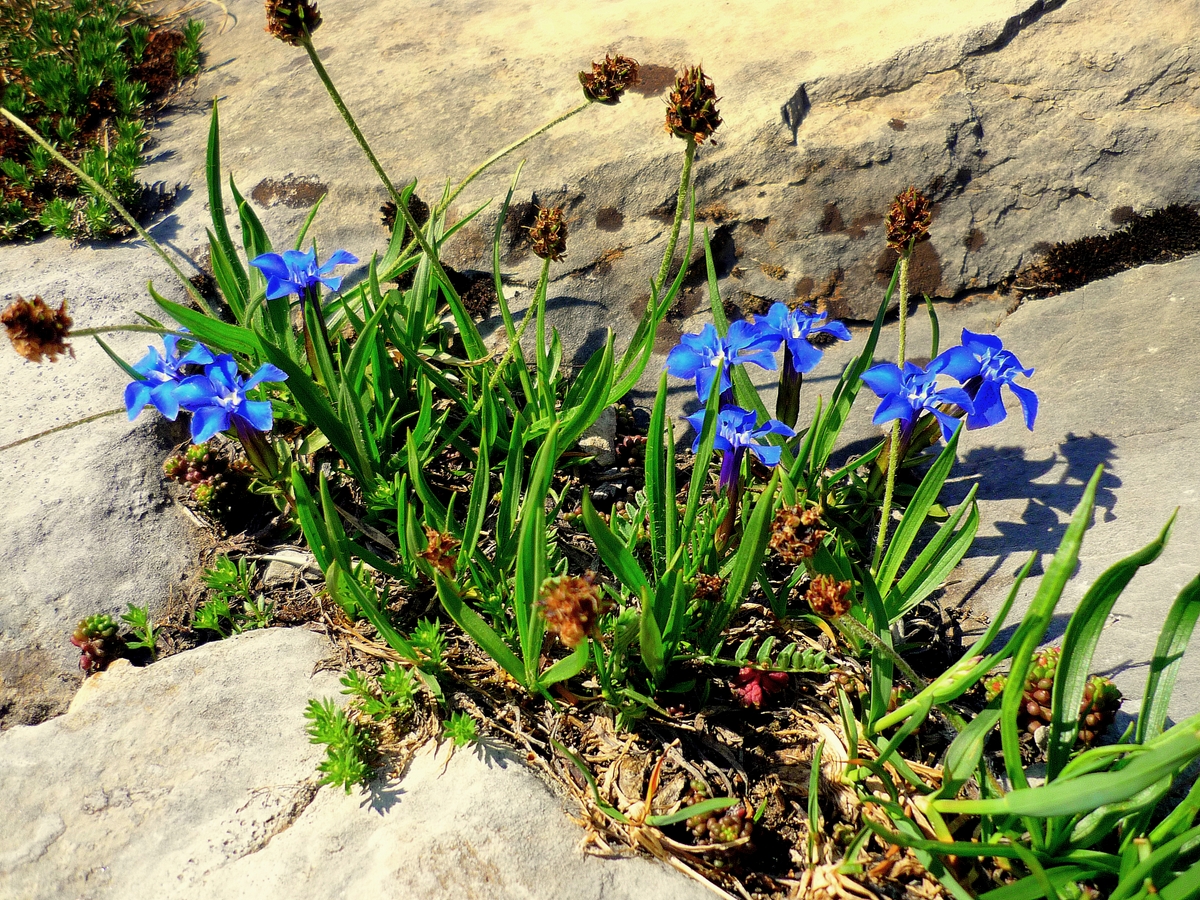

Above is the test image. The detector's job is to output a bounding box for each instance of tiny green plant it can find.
[120,604,158,660]
[197,555,272,636]
[304,697,373,792]
[442,711,478,748]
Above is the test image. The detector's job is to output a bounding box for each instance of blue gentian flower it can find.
[860,360,975,443]
[934,329,1037,430]
[666,321,777,400]
[124,333,215,421]
[175,356,289,443]
[685,405,795,490]
[250,247,358,300]
[753,302,852,374]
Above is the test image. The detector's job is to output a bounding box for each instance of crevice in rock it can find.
[966,0,1069,58]
[220,780,321,864]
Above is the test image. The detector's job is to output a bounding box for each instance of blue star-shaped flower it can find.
[250,247,358,300]
[934,329,1037,430]
[124,334,216,421]
[665,321,777,400]
[860,360,975,442]
[685,405,795,489]
[175,355,289,443]
[754,302,852,374]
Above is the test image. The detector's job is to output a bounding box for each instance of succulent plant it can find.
[985,647,1121,748]
[70,614,124,672]
[683,781,753,865]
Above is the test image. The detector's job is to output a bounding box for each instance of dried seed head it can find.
[418,526,460,578]
[527,205,568,261]
[768,503,827,565]
[538,571,609,648]
[804,574,852,618]
[691,572,726,602]
[665,65,722,144]
[1,295,73,363]
[885,186,933,253]
[579,54,640,104]
[264,0,322,46]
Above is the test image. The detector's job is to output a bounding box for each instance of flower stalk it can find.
[654,136,695,294]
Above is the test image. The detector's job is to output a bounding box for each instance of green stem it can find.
[653,137,695,294]
[871,249,912,575]
[0,109,214,317]
[70,324,184,339]
[300,37,467,313]
[438,101,592,218]
[0,407,123,453]
[534,256,552,411]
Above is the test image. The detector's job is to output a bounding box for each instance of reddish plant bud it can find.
[527,205,568,261]
[579,54,640,104]
[885,186,933,253]
[664,65,722,144]
[804,574,852,618]
[2,295,73,363]
[264,0,321,46]
[538,571,609,648]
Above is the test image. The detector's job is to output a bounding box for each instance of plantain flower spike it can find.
[2,295,73,363]
[265,0,322,46]
[665,65,722,144]
[579,54,640,104]
[885,185,933,253]
[527,205,568,261]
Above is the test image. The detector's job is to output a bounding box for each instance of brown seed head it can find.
[579,54,640,104]
[527,205,568,261]
[264,0,322,46]
[418,526,460,579]
[538,571,609,648]
[805,574,852,618]
[768,503,827,565]
[691,573,726,602]
[2,295,73,363]
[885,186,933,253]
[665,66,722,144]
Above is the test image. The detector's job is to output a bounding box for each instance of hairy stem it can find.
[872,249,912,574]
[0,109,213,316]
[0,407,123,453]
[439,102,592,218]
[653,137,695,294]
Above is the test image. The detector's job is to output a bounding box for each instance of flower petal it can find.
[124,381,151,419]
[250,252,290,280]
[149,382,181,420]
[243,362,289,391]
[872,394,916,428]
[665,345,705,379]
[1009,382,1038,430]
[749,443,783,467]
[190,406,230,443]
[930,345,980,382]
[860,363,904,397]
[237,400,275,433]
[785,337,823,374]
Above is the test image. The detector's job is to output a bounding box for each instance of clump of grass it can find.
[0,0,204,241]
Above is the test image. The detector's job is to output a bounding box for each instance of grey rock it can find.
[258,547,322,589]
[0,627,711,900]
[577,405,618,466]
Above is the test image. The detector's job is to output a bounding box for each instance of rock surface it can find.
[0,627,712,900]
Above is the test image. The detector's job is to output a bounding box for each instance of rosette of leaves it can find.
[70,613,124,672]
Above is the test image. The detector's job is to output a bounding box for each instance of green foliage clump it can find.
[0,0,203,241]
[195,556,272,637]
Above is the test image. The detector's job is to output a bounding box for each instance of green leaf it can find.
[1047,511,1176,781]
[435,573,525,687]
[937,710,1200,818]
[290,468,333,571]
[639,587,666,682]
[581,492,649,595]
[515,425,556,683]
[205,101,247,303]
[151,291,261,358]
[876,422,963,596]
[702,472,780,649]
[1138,571,1200,744]
[259,340,373,486]
[1000,465,1104,793]
[647,797,739,827]
[938,708,1001,800]
[538,642,589,688]
[327,561,417,660]
[558,334,615,453]
[885,485,979,622]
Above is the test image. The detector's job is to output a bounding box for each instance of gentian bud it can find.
[885,186,933,253]
[665,66,722,144]
[264,0,322,45]
[1,295,73,363]
[527,205,568,261]
[579,54,640,104]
